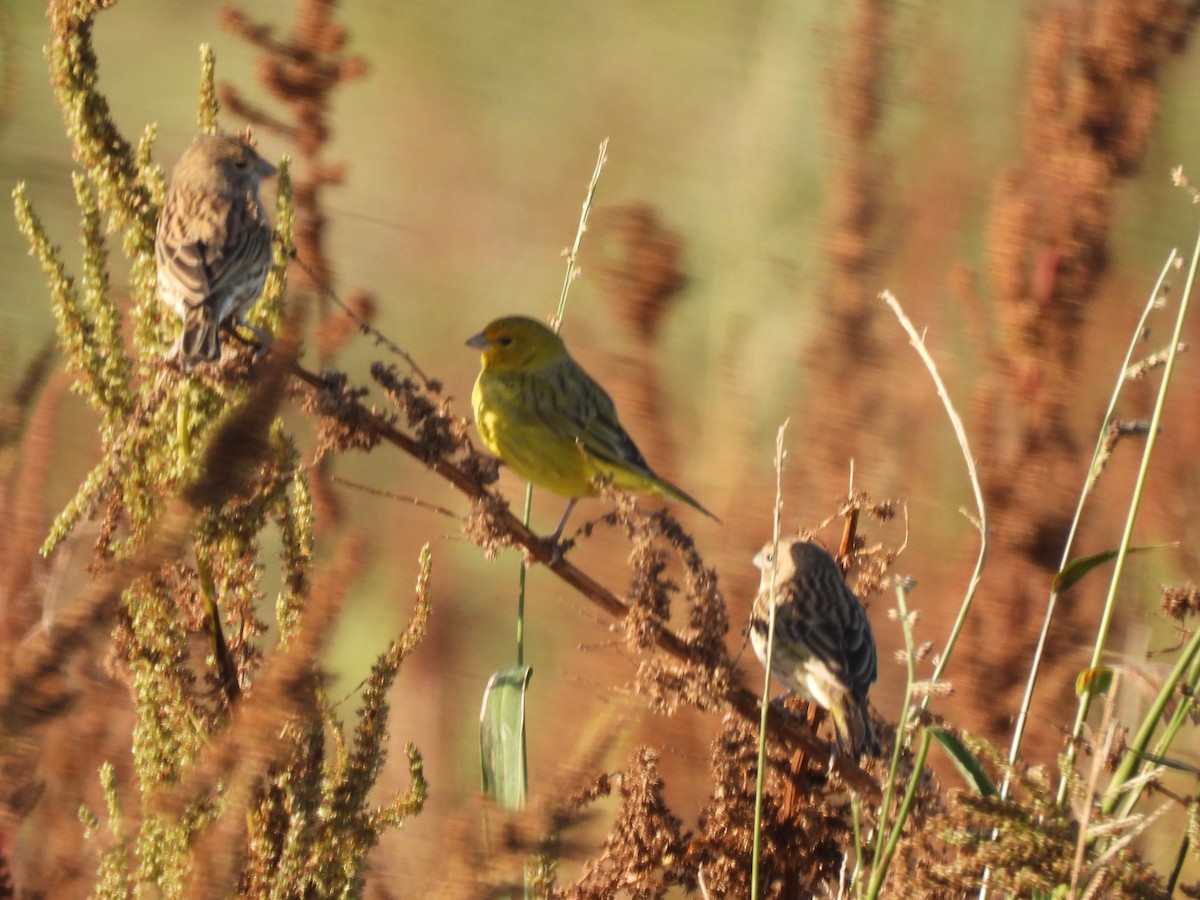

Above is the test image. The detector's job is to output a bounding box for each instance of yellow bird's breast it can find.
[471,370,601,499]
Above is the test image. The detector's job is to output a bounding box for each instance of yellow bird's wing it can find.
[543,359,655,475]
[504,356,718,520]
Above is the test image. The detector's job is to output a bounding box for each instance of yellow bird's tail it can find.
[650,472,720,523]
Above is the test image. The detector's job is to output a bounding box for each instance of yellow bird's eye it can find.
[497,335,513,346]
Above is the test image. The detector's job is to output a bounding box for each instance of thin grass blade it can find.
[1052,543,1175,594]
[930,727,997,797]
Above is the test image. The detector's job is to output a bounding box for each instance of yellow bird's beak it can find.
[466,331,490,350]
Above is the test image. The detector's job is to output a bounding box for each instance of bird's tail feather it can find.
[830,698,881,759]
[653,474,720,523]
[181,306,221,365]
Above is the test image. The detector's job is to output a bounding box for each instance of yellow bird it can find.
[467,315,717,540]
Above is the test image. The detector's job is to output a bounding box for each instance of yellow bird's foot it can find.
[536,533,576,566]
[530,498,578,564]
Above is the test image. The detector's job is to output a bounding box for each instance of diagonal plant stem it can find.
[1005,249,1175,800]
[1058,233,1197,806]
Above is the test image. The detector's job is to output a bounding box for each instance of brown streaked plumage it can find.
[750,538,880,758]
[156,133,276,368]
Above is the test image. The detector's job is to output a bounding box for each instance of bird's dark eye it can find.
[235,158,249,169]
[497,335,513,346]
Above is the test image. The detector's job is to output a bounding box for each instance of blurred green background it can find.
[5,0,1200,892]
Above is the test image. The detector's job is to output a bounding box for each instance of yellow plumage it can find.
[467,315,716,537]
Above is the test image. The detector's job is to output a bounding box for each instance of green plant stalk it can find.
[1152,640,1200,756]
[867,728,931,900]
[1144,635,1200,768]
[515,137,609,667]
[499,139,608,896]
[1165,776,1200,895]
[850,798,865,898]
[504,428,533,900]
[510,140,608,706]
[1006,251,1174,794]
[1060,229,1198,806]
[516,484,532,667]
[751,421,788,900]
[194,546,239,702]
[1104,620,1200,817]
[868,576,919,896]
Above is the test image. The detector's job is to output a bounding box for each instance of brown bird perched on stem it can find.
[750,538,880,758]
[466,315,717,542]
[156,133,277,368]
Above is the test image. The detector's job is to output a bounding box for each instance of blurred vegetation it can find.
[3,0,1200,896]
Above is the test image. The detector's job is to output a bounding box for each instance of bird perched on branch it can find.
[466,315,717,541]
[750,538,880,758]
[156,132,277,368]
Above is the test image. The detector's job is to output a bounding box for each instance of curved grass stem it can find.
[879,292,988,706]
[879,290,989,897]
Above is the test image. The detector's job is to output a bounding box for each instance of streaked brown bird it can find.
[750,538,880,758]
[156,133,277,368]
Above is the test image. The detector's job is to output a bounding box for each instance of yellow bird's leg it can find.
[548,497,578,544]
[534,498,579,566]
